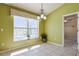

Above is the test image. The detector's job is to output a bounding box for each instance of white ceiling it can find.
[7,3,64,15]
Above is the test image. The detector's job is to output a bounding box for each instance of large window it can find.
[14,16,39,41]
[29,19,39,39]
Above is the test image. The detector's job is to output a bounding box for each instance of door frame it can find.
[62,12,79,47]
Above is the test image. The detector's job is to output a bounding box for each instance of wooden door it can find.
[64,14,77,46]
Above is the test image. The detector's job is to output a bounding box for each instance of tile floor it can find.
[0,43,79,56]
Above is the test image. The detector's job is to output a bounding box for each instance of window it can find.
[14,16,39,41]
[29,19,39,39]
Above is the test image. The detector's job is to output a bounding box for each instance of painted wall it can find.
[2,3,79,51]
[0,4,43,51]
[45,3,79,45]
[0,4,12,50]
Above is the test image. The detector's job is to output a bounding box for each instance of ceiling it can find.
[7,3,64,15]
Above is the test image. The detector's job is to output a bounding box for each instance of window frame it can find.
[13,16,39,41]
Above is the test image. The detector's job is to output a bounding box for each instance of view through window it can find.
[14,16,39,41]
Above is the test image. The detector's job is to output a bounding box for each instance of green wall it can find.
[0,4,12,50]
[1,3,79,51]
[0,4,43,51]
[45,3,79,45]
[39,20,45,35]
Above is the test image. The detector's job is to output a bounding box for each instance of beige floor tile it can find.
[0,43,78,56]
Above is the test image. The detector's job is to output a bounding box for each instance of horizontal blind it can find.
[11,8,37,19]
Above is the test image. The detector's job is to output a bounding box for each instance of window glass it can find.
[14,16,39,41]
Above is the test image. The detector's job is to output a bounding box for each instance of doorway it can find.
[64,13,78,47]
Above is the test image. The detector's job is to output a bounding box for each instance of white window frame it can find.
[13,16,39,41]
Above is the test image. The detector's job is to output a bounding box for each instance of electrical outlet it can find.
[1,43,5,46]
[1,28,4,31]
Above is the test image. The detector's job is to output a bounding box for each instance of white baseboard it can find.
[47,41,63,47]
[0,44,29,54]
[0,40,41,54]
[0,41,63,54]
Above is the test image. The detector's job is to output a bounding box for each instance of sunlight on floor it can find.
[0,43,77,56]
[30,45,41,50]
[10,48,29,56]
[10,45,41,56]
